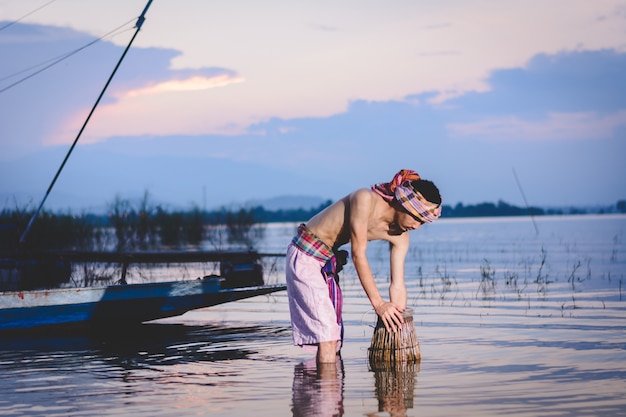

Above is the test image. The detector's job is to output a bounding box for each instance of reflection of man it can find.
[286,169,442,363]
[291,359,344,417]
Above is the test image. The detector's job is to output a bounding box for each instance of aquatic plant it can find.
[155,207,184,247]
[183,206,204,245]
[477,259,497,300]
[503,270,526,300]
[225,208,265,247]
[205,207,265,250]
[108,193,207,250]
[0,205,103,253]
[433,264,459,305]
[108,194,159,250]
[534,247,550,296]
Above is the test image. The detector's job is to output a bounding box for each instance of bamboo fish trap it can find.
[368,308,421,365]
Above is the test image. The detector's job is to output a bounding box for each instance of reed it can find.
[368,308,421,365]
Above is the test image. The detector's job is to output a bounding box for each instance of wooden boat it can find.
[0,278,285,333]
[0,2,288,334]
[0,250,286,333]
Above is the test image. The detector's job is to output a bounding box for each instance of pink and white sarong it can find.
[286,224,344,352]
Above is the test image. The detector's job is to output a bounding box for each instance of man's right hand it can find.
[374,301,404,333]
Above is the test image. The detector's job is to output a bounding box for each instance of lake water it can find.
[1,215,624,416]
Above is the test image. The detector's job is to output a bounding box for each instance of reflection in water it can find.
[367,362,419,417]
[0,323,260,367]
[0,322,290,393]
[289,358,418,417]
[0,322,294,416]
[291,359,345,417]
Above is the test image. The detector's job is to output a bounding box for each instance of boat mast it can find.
[19,0,155,247]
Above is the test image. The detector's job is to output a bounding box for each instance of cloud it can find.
[450,50,626,115]
[417,50,462,57]
[448,111,626,141]
[120,74,245,98]
[310,23,339,32]
[0,23,243,155]
[444,49,626,141]
[1,19,625,209]
[422,23,452,30]
[104,51,244,99]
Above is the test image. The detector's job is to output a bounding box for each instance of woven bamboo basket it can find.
[368,308,421,365]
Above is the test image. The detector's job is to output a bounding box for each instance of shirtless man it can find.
[285,169,442,363]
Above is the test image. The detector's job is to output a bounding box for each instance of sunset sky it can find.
[1,0,625,212]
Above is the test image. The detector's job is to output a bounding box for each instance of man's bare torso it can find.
[305,189,400,250]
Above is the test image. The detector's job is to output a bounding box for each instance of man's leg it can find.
[317,340,338,363]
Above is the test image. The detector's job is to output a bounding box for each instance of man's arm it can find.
[349,190,404,332]
[388,233,409,309]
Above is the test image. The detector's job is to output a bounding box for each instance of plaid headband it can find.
[394,184,442,223]
[371,169,442,224]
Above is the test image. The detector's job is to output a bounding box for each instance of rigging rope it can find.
[0,18,137,94]
[0,0,57,32]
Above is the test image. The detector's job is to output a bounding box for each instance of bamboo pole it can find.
[18,0,154,247]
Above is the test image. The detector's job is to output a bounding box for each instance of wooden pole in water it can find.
[368,308,421,366]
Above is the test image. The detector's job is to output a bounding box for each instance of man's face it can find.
[389,211,423,235]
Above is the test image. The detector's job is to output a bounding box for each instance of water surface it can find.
[1,215,624,416]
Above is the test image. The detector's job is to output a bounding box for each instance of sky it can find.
[0,0,625,213]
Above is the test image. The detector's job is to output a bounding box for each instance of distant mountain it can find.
[0,145,348,214]
[244,195,329,211]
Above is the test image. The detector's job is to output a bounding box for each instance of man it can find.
[285,169,442,363]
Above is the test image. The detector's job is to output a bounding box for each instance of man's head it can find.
[372,169,443,224]
[410,179,442,205]
[394,179,442,224]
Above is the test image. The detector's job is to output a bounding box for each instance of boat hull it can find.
[0,278,286,332]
